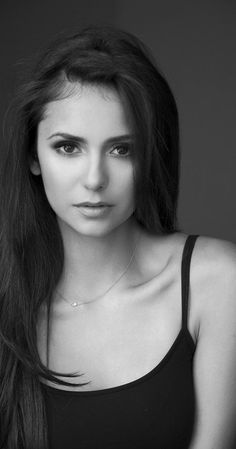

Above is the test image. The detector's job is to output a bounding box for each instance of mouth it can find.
[74,202,112,207]
[74,202,113,218]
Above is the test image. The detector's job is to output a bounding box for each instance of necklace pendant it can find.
[71,301,80,307]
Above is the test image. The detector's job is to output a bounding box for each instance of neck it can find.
[55,216,141,302]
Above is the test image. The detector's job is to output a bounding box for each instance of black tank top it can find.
[42,235,198,449]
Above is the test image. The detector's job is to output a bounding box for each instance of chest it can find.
[38,270,196,391]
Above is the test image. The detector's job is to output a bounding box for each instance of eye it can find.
[110,144,132,157]
[52,141,81,156]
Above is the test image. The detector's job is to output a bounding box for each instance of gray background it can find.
[1,0,235,242]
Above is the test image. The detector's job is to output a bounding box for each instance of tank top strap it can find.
[181,235,199,330]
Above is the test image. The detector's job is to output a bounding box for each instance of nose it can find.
[83,154,108,191]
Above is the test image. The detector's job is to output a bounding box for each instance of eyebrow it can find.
[47,132,134,144]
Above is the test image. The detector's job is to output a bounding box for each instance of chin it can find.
[57,212,134,239]
[74,220,127,238]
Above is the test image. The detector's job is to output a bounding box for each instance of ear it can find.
[29,152,41,176]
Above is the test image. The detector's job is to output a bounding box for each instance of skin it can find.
[32,81,236,449]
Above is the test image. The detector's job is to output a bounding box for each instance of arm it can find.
[189,237,236,449]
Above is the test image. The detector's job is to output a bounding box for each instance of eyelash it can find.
[52,141,132,158]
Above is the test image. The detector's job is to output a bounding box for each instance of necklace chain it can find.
[56,233,140,308]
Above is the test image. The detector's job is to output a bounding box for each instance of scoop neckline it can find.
[41,328,195,397]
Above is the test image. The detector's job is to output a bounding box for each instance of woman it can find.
[0,25,236,449]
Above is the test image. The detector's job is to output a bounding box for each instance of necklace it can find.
[56,232,140,308]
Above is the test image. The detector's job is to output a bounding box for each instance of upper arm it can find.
[189,237,236,449]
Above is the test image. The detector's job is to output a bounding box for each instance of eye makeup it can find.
[50,137,133,158]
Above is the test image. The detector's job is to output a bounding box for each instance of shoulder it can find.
[193,234,236,271]
[137,227,236,299]
[146,231,236,331]
[191,234,236,301]
[190,234,236,341]
[172,233,236,316]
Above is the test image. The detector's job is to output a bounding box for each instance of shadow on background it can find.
[1,0,235,241]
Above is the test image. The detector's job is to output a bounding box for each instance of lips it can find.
[74,202,113,218]
[74,202,112,207]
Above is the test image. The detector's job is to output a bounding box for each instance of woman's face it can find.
[31,82,135,237]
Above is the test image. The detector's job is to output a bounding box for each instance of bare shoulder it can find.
[190,234,236,339]
[193,234,236,270]
[137,227,236,311]
[192,234,236,295]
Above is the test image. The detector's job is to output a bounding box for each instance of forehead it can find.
[39,82,132,138]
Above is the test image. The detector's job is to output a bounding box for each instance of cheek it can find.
[112,166,135,209]
[39,161,71,206]
[39,150,75,187]
[117,166,135,197]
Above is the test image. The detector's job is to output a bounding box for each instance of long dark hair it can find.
[0,25,180,448]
